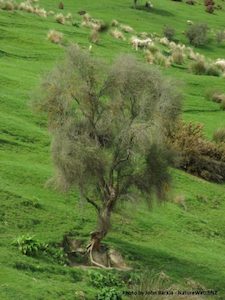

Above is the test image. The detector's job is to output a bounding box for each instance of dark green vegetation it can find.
[0,0,225,299]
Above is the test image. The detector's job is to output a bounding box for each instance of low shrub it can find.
[89,271,122,288]
[186,23,209,47]
[213,128,225,143]
[163,26,175,41]
[169,122,225,183]
[13,235,48,256]
[97,288,122,300]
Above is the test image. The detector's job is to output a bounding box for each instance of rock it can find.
[108,249,127,269]
[92,249,110,267]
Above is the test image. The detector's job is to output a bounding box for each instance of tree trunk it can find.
[90,205,111,251]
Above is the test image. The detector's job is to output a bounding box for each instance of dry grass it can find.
[47,30,63,44]
[89,29,100,44]
[213,128,225,143]
[2,0,14,10]
[111,19,119,27]
[120,24,134,33]
[110,29,126,40]
[154,52,171,67]
[171,49,185,65]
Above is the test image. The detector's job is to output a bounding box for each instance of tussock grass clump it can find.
[207,91,225,103]
[170,122,225,183]
[81,13,108,32]
[89,29,100,44]
[111,19,119,27]
[189,57,207,75]
[55,13,65,24]
[110,29,126,40]
[159,36,170,46]
[171,48,185,65]
[120,24,134,33]
[154,52,171,67]
[213,128,225,143]
[145,50,154,64]
[34,7,47,18]
[65,12,72,21]
[147,43,159,54]
[2,0,14,10]
[206,64,221,76]
[47,30,63,44]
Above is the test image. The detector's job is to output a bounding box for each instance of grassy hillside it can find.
[0,0,225,299]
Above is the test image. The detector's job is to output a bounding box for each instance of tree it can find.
[33,45,182,266]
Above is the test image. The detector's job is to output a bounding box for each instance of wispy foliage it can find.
[32,45,182,249]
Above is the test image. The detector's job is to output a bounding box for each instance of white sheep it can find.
[187,20,193,25]
[214,59,225,72]
[130,36,153,51]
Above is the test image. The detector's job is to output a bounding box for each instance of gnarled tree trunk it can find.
[87,190,116,268]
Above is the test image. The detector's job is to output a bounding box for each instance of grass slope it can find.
[0,0,225,299]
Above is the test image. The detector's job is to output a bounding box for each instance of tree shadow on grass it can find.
[133,5,174,17]
[109,238,224,293]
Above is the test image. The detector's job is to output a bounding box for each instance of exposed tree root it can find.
[86,241,112,269]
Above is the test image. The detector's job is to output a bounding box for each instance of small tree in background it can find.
[204,0,215,13]
[33,45,181,266]
[186,23,209,47]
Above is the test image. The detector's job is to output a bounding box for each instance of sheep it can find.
[187,20,193,25]
[214,59,225,72]
[130,36,153,51]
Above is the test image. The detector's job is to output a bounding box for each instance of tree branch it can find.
[85,197,100,213]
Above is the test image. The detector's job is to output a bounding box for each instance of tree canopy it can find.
[33,44,182,263]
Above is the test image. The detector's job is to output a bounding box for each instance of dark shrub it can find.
[186,23,209,46]
[170,122,225,183]
[186,0,195,5]
[205,5,214,13]
[163,26,175,41]
[58,2,64,9]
